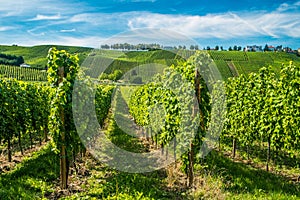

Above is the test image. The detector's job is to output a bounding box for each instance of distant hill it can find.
[0,45,93,69]
[0,45,299,81]
[208,51,300,79]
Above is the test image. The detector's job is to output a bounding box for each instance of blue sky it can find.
[0,0,299,49]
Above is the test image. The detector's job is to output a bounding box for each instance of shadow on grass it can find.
[221,137,300,168]
[238,143,300,168]
[84,107,184,199]
[0,144,59,199]
[86,167,181,200]
[205,151,300,197]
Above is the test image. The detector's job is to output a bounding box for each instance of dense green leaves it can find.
[223,62,300,164]
[129,51,212,185]
[0,79,51,161]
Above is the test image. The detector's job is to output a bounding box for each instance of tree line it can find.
[0,53,24,66]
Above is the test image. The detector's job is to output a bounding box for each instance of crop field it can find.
[0,64,47,81]
[208,50,300,78]
[0,48,300,199]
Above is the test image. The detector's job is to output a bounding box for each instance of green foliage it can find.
[47,47,81,154]
[129,51,211,176]
[0,144,59,199]
[0,78,51,161]
[0,53,24,66]
[0,45,92,69]
[222,62,300,163]
[95,85,115,127]
[99,70,123,81]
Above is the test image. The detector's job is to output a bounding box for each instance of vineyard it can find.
[208,51,300,79]
[0,48,300,199]
[0,65,47,81]
[0,45,92,69]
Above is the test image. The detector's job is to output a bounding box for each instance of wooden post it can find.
[187,69,201,187]
[58,66,68,189]
[8,135,12,162]
[266,137,270,172]
[232,138,236,159]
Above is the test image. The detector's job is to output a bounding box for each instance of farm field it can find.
[208,51,300,78]
[1,45,300,81]
[0,47,300,199]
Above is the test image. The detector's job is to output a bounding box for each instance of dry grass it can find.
[190,173,226,200]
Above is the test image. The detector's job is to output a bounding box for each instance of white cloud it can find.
[126,11,300,39]
[60,28,76,33]
[4,35,105,48]
[0,0,87,18]
[0,26,15,31]
[29,14,63,21]
[103,28,196,46]
[48,36,106,47]
[67,12,137,26]
[0,0,299,47]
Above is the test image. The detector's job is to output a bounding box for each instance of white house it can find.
[245,45,263,52]
[20,63,31,68]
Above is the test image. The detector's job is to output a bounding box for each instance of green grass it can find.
[1,116,300,199]
[209,51,248,61]
[213,60,233,79]
[0,143,59,199]
[199,150,300,200]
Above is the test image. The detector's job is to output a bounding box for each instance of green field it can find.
[0,64,47,81]
[208,51,300,78]
[1,45,299,81]
[1,48,300,199]
[0,45,92,69]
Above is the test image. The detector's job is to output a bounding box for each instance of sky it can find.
[0,0,299,49]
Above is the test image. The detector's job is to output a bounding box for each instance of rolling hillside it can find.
[0,45,92,69]
[208,51,300,79]
[1,45,299,81]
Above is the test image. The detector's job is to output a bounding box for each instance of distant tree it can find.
[190,45,195,50]
[183,45,186,50]
[238,46,242,51]
[264,44,269,52]
[215,45,219,51]
[220,46,223,51]
[228,46,232,51]
[194,45,199,50]
[276,45,283,52]
[233,45,238,51]
[207,46,211,50]
[101,44,110,49]
[178,45,183,49]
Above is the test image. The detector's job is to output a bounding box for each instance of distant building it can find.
[268,46,275,51]
[245,45,262,52]
[283,47,293,53]
[20,63,31,68]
